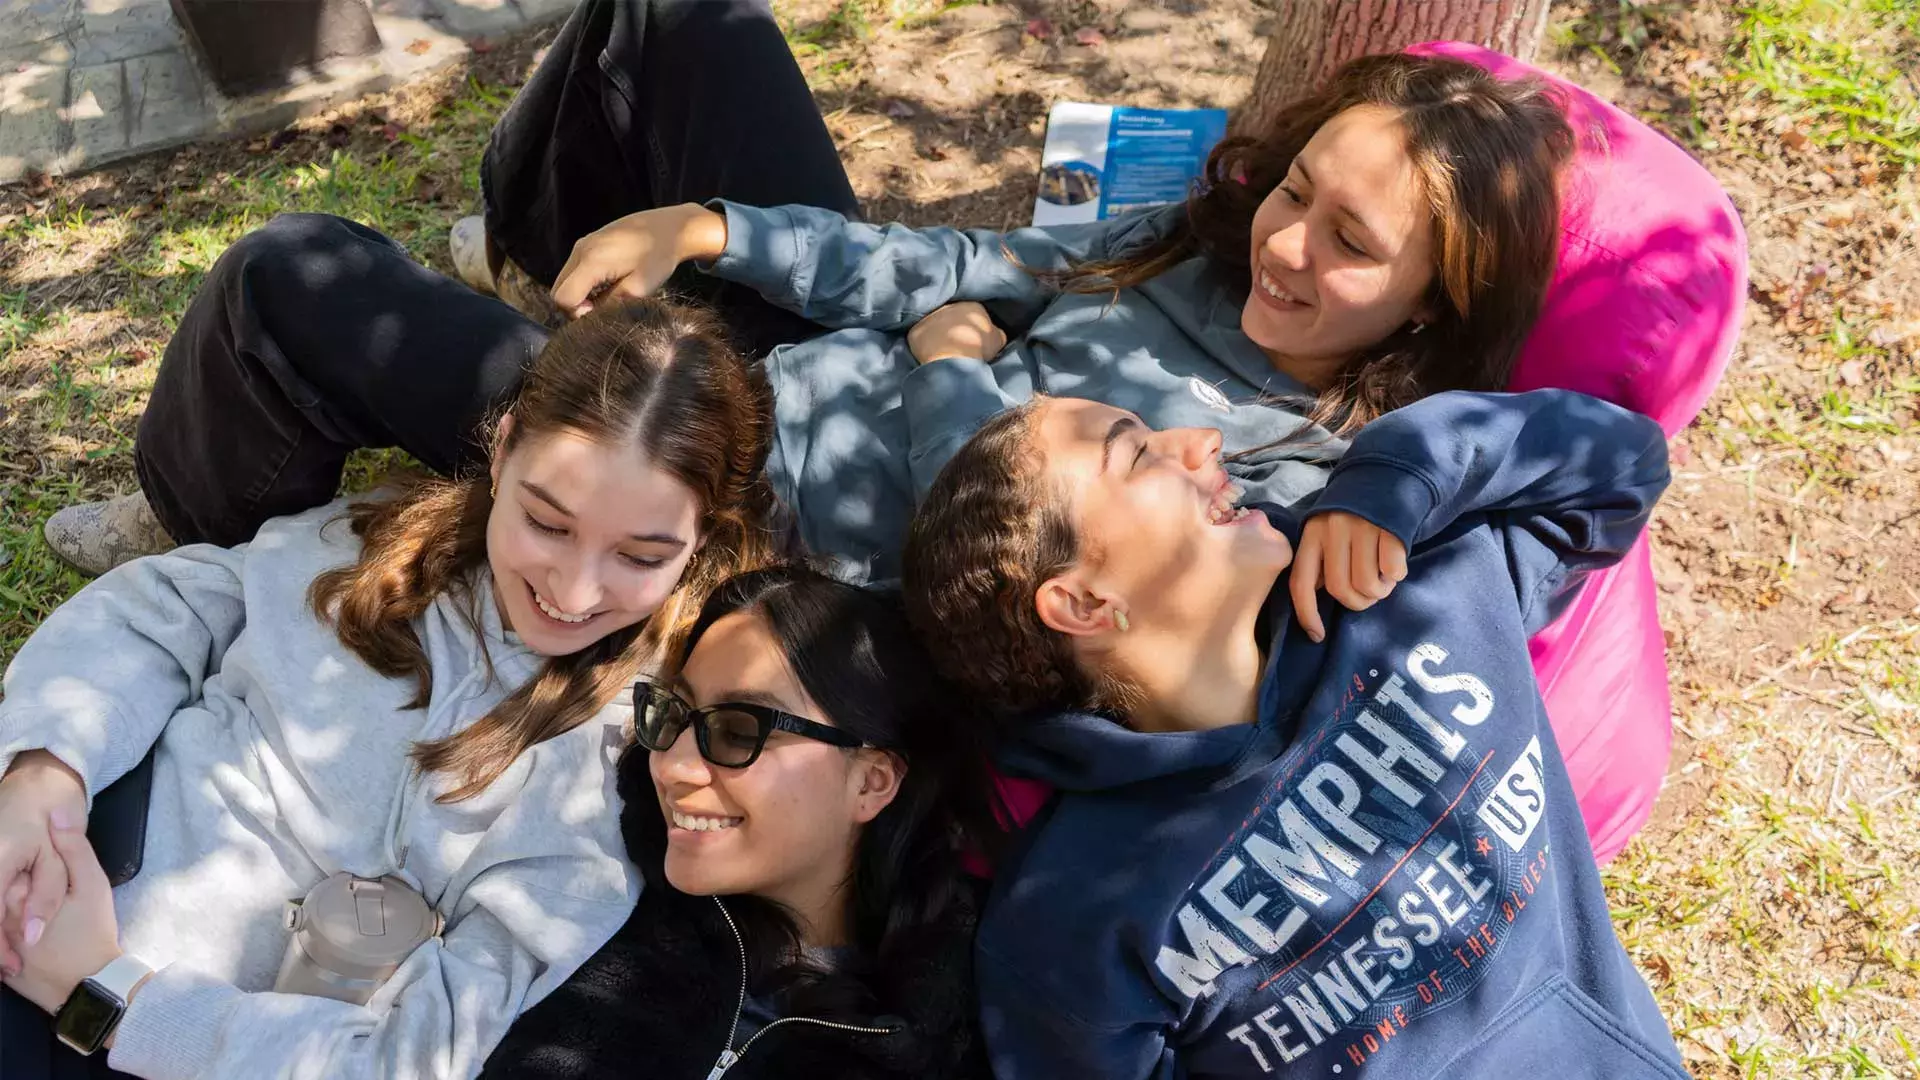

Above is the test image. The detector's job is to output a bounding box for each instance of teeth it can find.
[534,592,594,624]
[671,811,741,833]
[1258,270,1300,305]
[1208,483,1248,524]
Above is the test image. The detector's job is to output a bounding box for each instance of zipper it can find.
[704,897,898,1078]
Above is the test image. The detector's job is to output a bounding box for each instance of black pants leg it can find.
[482,0,858,353]
[134,213,551,548]
[0,984,130,1079]
[135,0,855,547]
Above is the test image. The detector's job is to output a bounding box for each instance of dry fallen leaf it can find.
[1074,27,1107,46]
[406,38,433,55]
[1024,17,1054,40]
[1838,360,1865,386]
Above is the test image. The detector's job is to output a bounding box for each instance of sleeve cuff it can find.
[1309,458,1442,548]
[108,965,238,1080]
[0,706,103,810]
[700,200,795,292]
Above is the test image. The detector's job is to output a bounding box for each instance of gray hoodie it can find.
[703,200,1348,579]
[0,500,638,1080]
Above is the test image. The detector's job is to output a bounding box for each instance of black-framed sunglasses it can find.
[632,680,866,768]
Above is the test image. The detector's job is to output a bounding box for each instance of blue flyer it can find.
[1033,103,1230,226]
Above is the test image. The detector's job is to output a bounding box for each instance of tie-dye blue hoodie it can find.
[975,390,1688,1080]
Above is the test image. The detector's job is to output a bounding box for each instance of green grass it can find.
[5,5,1920,1077]
[1730,0,1920,169]
[0,66,510,657]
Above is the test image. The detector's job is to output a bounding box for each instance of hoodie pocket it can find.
[1436,978,1690,1080]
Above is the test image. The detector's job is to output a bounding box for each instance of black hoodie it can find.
[479,744,987,1080]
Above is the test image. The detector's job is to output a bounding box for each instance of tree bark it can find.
[1236,0,1552,135]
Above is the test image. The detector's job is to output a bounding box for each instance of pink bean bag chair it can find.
[1408,41,1745,862]
[989,43,1746,868]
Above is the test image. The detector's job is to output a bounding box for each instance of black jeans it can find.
[136,0,859,547]
[0,985,132,1079]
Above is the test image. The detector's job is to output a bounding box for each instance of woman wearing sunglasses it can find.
[480,565,996,1080]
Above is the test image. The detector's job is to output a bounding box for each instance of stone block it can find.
[0,60,67,112]
[63,60,128,162]
[73,0,187,65]
[512,0,575,24]
[428,0,523,37]
[369,13,468,80]
[372,0,436,16]
[0,63,70,182]
[216,50,389,136]
[11,0,78,49]
[125,48,208,148]
[0,37,76,70]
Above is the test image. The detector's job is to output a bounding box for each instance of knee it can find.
[210,213,409,299]
[217,213,373,276]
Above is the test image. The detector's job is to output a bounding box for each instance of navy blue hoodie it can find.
[975,390,1688,1080]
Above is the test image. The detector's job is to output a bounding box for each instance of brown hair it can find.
[1050,52,1574,438]
[902,398,1126,722]
[310,299,776,801]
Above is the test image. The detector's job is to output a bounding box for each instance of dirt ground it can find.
[2,0,1917,1076]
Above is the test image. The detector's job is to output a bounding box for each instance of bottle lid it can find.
[295,872,439,980]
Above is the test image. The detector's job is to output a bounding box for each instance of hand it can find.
[550,203,729,319]
[906,301,1009,366]
[0,751,87,977]
[2,817,120,1014]
[1289,512,1408,643]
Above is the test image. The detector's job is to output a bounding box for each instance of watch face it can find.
[55,980,125,1056]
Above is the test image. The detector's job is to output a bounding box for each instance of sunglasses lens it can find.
[637,687,686,751]
[702,709,766,766]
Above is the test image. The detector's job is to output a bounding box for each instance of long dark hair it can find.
[309,299,777,801]
[622,565,1003,1008]
[903,400,1102,720]
[1047,52,1573,437]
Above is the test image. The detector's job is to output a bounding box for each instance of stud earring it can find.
[1409,322,1427,336]
[1114,611,1130,633]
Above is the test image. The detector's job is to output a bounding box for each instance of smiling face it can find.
[485,417,704,656]
[1243,103,1437,380]
[647,610,901,938]
[1029,397,1294,639]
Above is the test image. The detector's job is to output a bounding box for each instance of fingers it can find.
[1290,522,1325,643]
[603,273,654,305]
[1321,516,1353,608]
[1379,532,1409,586]
[20,837,67,949]
[1349,523,1393,603]
[0,875,23,975]
[46,819,105,894]
[551,247,614,315]
[986,323,1009,355]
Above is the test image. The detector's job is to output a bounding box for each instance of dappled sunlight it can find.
[0,1,1912,1074]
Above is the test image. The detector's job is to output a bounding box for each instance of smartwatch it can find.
[54,955,153,1056]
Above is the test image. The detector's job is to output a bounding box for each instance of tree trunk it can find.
[1235,0,1552,135]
